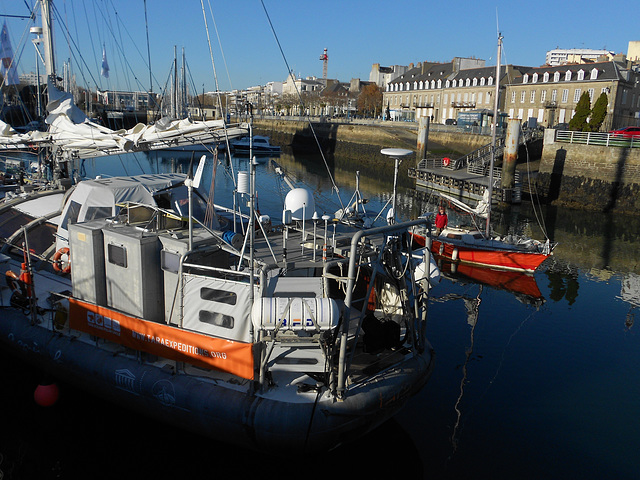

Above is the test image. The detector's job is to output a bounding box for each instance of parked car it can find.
[553,123,570,130]
[608,126,640,137]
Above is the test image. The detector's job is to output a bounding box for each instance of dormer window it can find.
[488,76,493,86]
[523,74,529,84]
[554,71,561,82]
[565,70,572,81]
[543,72,550,82]
[590,68,599,80]
[577,69,585,81]
[473,77,478,86]
[480,77,486,86]
[447,80,451,88]
[532,73,538,83]
[465,78,470,87]
[405,82,410,90]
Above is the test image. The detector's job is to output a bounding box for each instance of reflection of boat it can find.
[231,135,281,155]
[437,258,544,304]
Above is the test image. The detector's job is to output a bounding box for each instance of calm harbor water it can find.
[1,148,639,479]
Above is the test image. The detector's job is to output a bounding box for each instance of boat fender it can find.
[439,243,444,255]
[53,247,71,274]
[443,157,451,167]
[5,270,27,297]
[452,248,459,261]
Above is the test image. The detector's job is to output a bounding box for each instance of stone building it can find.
[382,57,526,124]
[507,60,640,130]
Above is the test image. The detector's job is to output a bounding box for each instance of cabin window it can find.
[199,311,234,329]
[84,206,112,221]
[200,287,237,305]
[107,244,127,268]
[161,250,181,273]
[61,200,82,229]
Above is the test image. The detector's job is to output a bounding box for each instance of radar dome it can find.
[284,188,316,221]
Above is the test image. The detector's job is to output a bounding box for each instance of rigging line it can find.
[81,0,100,86]
[205,0,232,91]
[143,0,152,92]
[200,0,235,185]
[259,0,346,212]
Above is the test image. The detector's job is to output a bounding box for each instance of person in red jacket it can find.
[435,205,448,236]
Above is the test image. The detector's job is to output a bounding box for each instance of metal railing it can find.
[555,130,640,148]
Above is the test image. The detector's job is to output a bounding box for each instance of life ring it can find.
[442,157,451,167]
[53,247,71,274]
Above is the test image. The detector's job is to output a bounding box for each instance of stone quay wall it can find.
[537,129,640,214]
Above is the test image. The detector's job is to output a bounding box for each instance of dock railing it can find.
[555,130,640,148]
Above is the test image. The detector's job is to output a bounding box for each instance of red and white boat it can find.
[412,224,553,273]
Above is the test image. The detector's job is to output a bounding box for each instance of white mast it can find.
[485,33,502,238]
[39,0,55,78]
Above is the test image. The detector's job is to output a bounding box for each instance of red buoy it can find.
[34,383,60,407]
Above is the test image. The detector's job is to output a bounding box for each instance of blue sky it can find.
[1,0,637,93]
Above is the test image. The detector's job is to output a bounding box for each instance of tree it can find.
[569,91,591,131]
[357,84,383,118]
[588,92,608,132]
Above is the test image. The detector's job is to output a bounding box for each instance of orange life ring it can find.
[443,157,451,167]
[53,247,71,274]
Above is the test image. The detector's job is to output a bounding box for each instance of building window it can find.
[511,91,516,103]
[488,76,494,86]
[577,69,585,81]
[523,74,529,84]
[573,88,581,102]
[466,78,470,87]
[473,78,478,86]
[541,90,547,102]
[478,92,483,104]
[480,77,485,86]
[588,88,594,100]
[532,73,538,83]
[561,89,569,103]
[590,68,599,80]
[520,91,526,103]
[565,70,572,81]
[554,72,561,82]
[530,91,536,103]
[405,82,410,90]
[543,72,549,82]
[551,89,557,102]
[447,80,451,88]
[437,79,441,88]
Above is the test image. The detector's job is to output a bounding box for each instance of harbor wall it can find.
[536,129,640,214]
[252,119,487,185]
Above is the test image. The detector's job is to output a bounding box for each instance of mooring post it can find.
[417,116,429,161]
[501,118,520,197]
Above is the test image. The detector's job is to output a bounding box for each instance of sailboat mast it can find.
[39,0,55,79]
[486,33,502,237]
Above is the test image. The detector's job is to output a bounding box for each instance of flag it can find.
[101,45,109,78]
[0,22,19,85]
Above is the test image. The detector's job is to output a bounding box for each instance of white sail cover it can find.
[0,80,248,157]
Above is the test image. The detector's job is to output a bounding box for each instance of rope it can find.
[259,0,346,214]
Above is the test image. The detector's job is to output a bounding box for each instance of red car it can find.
[609,126,640,137]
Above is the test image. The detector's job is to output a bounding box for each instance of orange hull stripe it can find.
[69,298,254,380]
